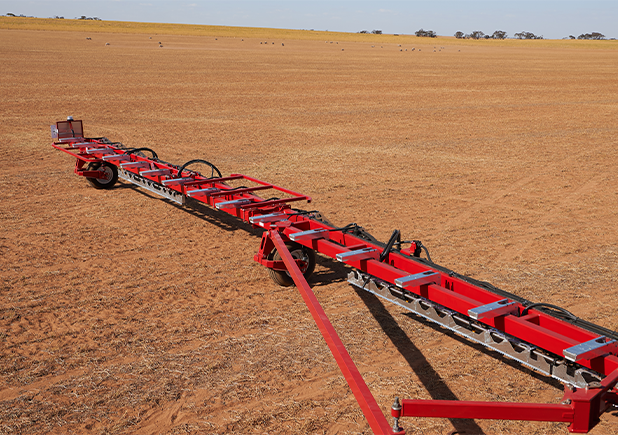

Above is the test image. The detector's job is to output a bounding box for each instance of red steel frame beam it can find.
[53,119,618,433]
[268,229,398,435]
[392,368,618,433]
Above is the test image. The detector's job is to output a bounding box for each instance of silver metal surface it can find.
[468,299,519,320]
[102,154,131,162]
[86,147,114,155]
[141,169,171,176]
[336,248,379,263]
[118,169,185,205]
[70,142,95,148]
[347,270,602,388]
[120,161,150,170]
[186,187,220,198]
[215,198,251,209]
[290,228,330,242]
[564,337,618,362]
[394,271,440,288]
[162,177,194,186]
[249,212,287,224]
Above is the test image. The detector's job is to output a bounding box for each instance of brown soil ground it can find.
[1,28,617,435]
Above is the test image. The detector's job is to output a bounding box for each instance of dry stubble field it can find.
[1,19,618,435]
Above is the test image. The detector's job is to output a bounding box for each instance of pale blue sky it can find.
[2,0,616,40]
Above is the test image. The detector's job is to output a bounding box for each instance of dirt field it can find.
[1,22,617,435]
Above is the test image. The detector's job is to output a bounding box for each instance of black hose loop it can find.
[412,240,433,263]
[125,147,159,160]
[380,230,401,263]
[421,244,433,263]
[521,303,578,320]
[177,159,222,179]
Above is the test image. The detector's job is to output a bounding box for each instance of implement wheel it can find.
[268,242,316,287]
[86,161,118,189]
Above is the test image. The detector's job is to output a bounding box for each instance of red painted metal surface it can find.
[392,368,618,433]
[396,400,576,423]
[53,119,618,433]
[269,230,397,435]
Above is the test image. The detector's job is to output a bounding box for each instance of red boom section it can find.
[257,217,618,378]
[53,119,618,433]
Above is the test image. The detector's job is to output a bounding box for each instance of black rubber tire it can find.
[268,242,316,287]
[86,161,118,189]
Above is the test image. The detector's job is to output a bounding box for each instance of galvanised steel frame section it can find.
[53,119,618,434]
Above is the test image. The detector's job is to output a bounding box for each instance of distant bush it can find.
[491,30,507,39]
[514,31,543,39]
[577,32,605,40]
[371,30,382,35]
[5,12,33,17]
[415,29,436,38]
[454,31,464,39]
[78,15,102,20]
[468,30,485,40]
[359,30,368,34]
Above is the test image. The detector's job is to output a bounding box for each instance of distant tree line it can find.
[571,32,606,40]
[4,12,101,20]
[362,28,436,37]
[5,12,34,18]
[415,29,437,38]
[455,30,508,39]
[452,30,610,40]
[514,31,544,39]
[356,28,612,40]
[454,30,545,39]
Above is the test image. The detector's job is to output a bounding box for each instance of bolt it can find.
[392,417,403,433]
[392,397,402,411]
[586,381,602,391]
[391,397,403,432]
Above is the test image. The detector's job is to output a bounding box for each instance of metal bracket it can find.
[141,169,172,177]
[468,299,519,320]
[564,337,618,362]
[394,271,440,289]
[249,212,288,225]
[85,147,114,155]
[69,142,96,148]
[186,187,220,198]
[162,177,194,186]
[290,228,330,242]
[336,248,379,263]
[102,154,131,162]
[120,161,150,170]
[215,198,251,209]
